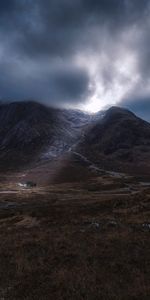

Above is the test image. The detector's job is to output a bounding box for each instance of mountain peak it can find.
[104,106,135,118]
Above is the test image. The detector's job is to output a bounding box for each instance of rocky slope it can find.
[0,101,90,169]
[76,106,150,173]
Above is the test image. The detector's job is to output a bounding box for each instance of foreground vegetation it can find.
[0,175,150,299]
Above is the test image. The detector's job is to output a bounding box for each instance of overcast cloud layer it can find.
[0,0,150,119]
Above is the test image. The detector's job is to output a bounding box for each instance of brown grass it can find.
[0,176,150,299]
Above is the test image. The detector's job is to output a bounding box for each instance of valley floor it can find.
[0,173,150,299]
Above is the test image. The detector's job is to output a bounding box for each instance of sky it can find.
[0,0,150,120]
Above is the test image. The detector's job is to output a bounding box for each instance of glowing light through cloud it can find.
[76,49,140,113]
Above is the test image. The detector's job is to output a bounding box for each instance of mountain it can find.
[75,106,150,173]
[1,102,150,174]
[0,101,90,170]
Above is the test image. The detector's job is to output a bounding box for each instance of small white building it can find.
[18,181,36,188]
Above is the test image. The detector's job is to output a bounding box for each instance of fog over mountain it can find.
[0,0,150,118]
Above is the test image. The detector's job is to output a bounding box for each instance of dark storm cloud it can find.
[3,0,148,58]
[0,0,16,13]
[0,60,89,104]
[51,67,90,101]
[0,0,150,114]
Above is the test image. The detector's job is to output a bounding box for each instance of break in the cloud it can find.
[0,0,150,117]
[120,97,150,122]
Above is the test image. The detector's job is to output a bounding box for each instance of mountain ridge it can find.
[0,101,150,174]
